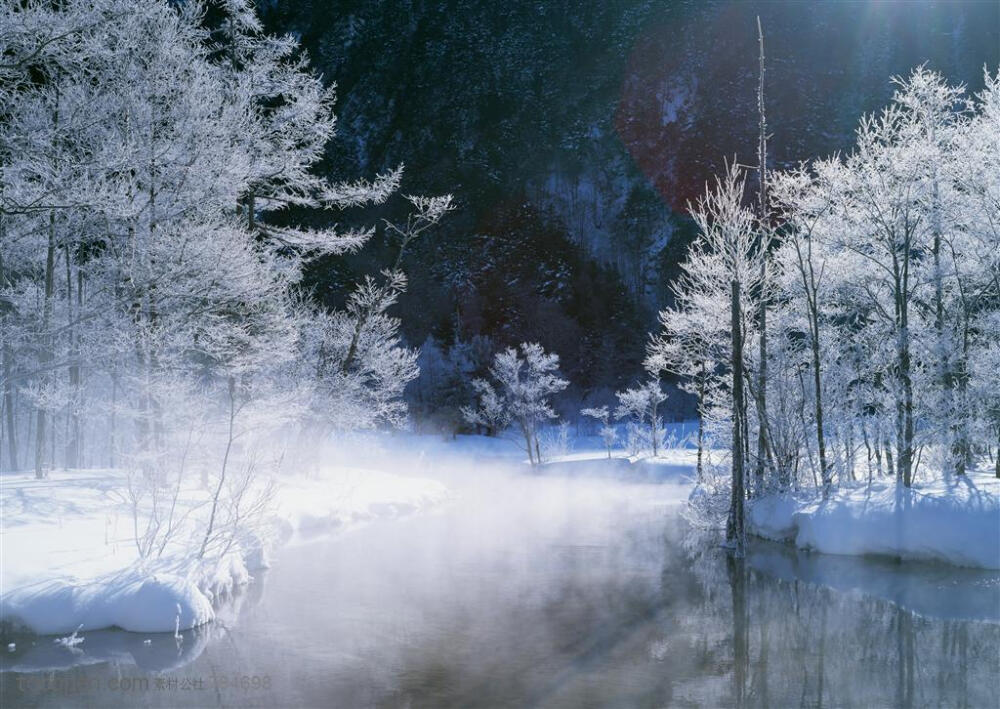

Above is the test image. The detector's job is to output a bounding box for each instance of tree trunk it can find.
[727,280,746,556]
[34,212,56,479]
[200,376,236,559]
[135,344,150,455]
[1,240,17,471]
[862,422,873,486]
[873,431,883,478]
[65,244,79,469]
[2,339,15,471]
[810,307,830,496]
[109,370,117,468]
[951,292,972,476]
[931,173,949,475]
[793,216,830,495]
[894,252,914,488]
[754,16,769,496]
[899,323,914,488]
[995,425,1000,479]
[650,388,659,457]
[845,432,855,482]
[696,374,705,484]
[756,298,767,494]
[520,418,534,465]
[75,269,83,465]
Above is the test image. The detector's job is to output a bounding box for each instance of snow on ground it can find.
[748,472,1000,569]
[538,447,701,488]
[0,465,449,636]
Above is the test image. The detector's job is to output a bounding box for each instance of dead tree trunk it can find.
[754,16,770,496]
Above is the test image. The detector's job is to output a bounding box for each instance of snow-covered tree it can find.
[581,406,617,458]
[669,161,764,553]
[463,343,568,465]
[652,63,1000,544]
[0,0,455,586]
[461,379,510,438]
[614,379,667,457]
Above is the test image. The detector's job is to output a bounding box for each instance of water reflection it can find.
[2,473,997,708]
[729,555,749,708]
[747,539,999,622]
[713,548,998,709]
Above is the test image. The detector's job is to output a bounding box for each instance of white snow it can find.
[748,472,1000,569]
[1,465,450,636]
[4,574,214,637]
[53,626,85,649]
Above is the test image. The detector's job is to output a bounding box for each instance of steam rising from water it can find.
[4,439,998,707]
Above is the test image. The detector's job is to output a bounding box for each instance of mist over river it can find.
[4,454,997,708]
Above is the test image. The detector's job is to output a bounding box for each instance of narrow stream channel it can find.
[3,468,998,708]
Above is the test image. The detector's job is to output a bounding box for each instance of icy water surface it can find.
[3,468,999,708]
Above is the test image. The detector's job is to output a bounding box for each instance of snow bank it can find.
[1,535,259,637]
[1,466,450,637]
[2,574,213,636]
[748,473,1000,569]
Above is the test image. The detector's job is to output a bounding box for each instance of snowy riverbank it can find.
[747,472,1000,570]
[4,432,996,643]
[0,467,450,637]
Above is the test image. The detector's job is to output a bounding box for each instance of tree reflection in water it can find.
[712,541,996,709]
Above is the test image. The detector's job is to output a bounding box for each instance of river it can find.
[3,463,998,708]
